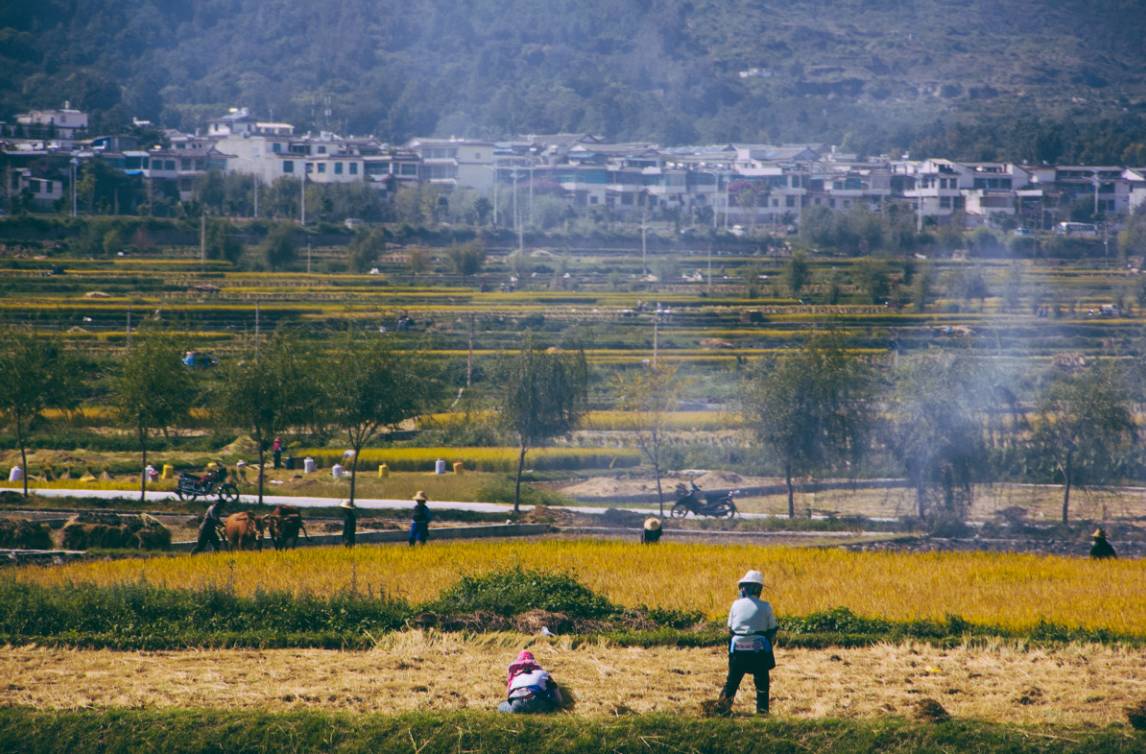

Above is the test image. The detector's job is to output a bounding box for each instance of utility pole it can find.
[652,303,661,368]
[199,213,207,268]
[252,174,259,218]
[640,206,648,276]
[466,313,475,388]
[300,172,306,226]
[307,242,312,274]
[255,302,261,356]
[707,242,713,294]
[70,159,78,218]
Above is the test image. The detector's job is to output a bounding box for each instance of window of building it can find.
[306,163,313,174]
[318,163,326,173]
[180,159,191,171]
[272,143,282,153]
[349,162,358,175]
[283,160,294,173]
[165,160,176,171]
[334,162,343,175]
[940,196,952,208]
[318,146,327,154]
[786,195,795,208]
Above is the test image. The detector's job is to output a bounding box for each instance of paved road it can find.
[22,488,792,520]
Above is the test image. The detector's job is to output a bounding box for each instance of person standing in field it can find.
[191,498,226,554]
[641,517,663,544]
[340,499,357,547]
[271,436,284,470]
[1090,528,1117,559]
[715,569,778,715]
[409,491,431,546]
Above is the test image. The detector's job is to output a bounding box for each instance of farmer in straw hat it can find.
[409,491,431,546]
[715,569,778,715]
[641,517,663,544]
[1090,528,1117,559]
[339,499,357,547]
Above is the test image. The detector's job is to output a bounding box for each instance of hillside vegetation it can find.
[4,0,1146,158]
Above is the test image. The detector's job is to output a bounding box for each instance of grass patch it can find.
[0,708,1139,754]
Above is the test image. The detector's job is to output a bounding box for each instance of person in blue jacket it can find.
[716,569,778,715]
[409,491,431,545]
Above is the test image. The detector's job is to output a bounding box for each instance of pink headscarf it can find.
[506,650,541,691]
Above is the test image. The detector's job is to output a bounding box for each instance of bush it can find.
[476,477,573,507]
[426,567,617,620]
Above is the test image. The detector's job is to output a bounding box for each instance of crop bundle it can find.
[60,512,170,550]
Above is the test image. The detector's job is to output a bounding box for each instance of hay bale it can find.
[60,512,170,550]
[0,519,53,549]
[913,698,950,723]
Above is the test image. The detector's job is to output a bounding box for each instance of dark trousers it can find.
[722,650,771,713]
[408,521,428,545]
[273,450,282,469]
[191,524,221,554]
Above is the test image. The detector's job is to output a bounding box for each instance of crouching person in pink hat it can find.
[497,650,566,714]
[716,569,778,715]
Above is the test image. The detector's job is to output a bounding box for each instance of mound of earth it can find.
[558,477,633,498]
[693,471,744,488]
[219,435,260,458]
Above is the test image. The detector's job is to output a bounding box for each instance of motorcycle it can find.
[176,466,240,504]
[671,481,739,519]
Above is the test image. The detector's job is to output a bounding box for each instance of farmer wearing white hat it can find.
[716,569,778,715]
[339,499,357,547]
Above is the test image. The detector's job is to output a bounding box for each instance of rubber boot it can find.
[715,693,733,716]
[756,687,769,714]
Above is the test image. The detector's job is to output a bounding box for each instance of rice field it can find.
[4,637,1143,725]
[16,541,1146,635]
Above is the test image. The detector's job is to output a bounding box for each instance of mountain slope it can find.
[3,0,1146,152]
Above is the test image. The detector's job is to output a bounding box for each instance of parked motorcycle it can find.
[176,466,240,504]
[670,481,739,518]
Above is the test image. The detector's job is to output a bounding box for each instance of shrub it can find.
[426,568,617,620]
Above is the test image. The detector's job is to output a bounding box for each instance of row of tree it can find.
[2,327,1140,524]
[0,329,585,513]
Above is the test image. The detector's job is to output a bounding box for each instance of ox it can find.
[266,505,307,550]
[223,511,265,551]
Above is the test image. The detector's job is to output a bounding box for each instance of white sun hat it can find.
[737,570,765,588]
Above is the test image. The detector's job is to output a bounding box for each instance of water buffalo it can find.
[223,511,265,551]
[266,505,307,550]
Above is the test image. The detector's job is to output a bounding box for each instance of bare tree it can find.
[615,363,684,515]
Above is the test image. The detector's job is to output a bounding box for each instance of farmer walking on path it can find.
[409,491,431,546]
[716,569,778,715]
[340,499,357,547]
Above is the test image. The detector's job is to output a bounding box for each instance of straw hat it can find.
[414,491,428,502]
[1092,528,1106,539]
[644,517,662,531]
[737,570,765,588]
[339,500,356,510]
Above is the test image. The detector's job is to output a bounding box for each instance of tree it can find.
[407,247,431,277]
[111,335,197,503]
[498,343,588,512]
[886,354,988,522]
[473,196,493,226]
[785,253,810,297]
[205,219,244,264]
[744,336,874,518]
[1002,263,1023,313]
[347,229,385,273]
[261,224,298,270]
[0,332,82,498]
[214,333,320,506]
[446,242,486,277]
[1030,364,1135,524]
[857,259,891,304]
[322,339,436,508]
[615,363,684,515]
[911,263,935,312]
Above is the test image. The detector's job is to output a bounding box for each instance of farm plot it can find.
[15,542,1146,635]
[2,637,1144,726]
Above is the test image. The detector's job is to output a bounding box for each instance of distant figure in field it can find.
[1090,528,1117,559]
[409,491,431,546]
[191,498,226,554]
[641,517,663,544]
[340,500,357,547]
[271,436,284,469]
[715,570,778,715]
[498,650,566,714]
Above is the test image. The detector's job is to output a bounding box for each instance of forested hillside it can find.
[3,0,1146,159]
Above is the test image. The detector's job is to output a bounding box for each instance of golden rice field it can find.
[16,541,1146,635]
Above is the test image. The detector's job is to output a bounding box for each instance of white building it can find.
[15,104,88,140]
[407,138,495,190]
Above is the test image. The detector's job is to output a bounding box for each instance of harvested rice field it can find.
[3,635,1144,725]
